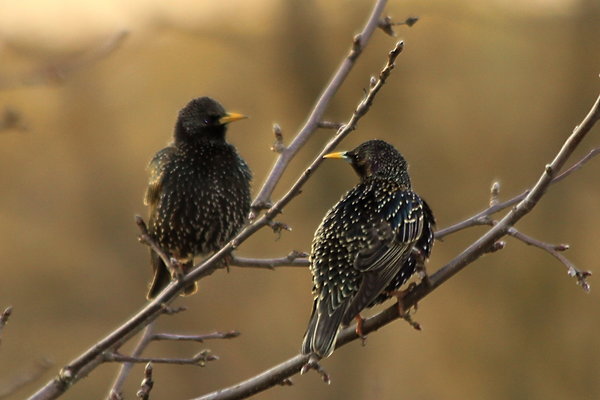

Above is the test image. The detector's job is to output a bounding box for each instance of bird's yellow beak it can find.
[219,112,248,125]
[323,151,348,159]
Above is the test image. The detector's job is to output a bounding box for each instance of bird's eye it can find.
[203,118,210,125]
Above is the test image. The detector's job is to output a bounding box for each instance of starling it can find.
[301,139,434,358]
[144,97,251,299]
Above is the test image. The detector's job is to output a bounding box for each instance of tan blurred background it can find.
[1,0,599,399]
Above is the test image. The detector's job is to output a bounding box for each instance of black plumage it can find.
[144,97,251,299]
[301,139,434,358]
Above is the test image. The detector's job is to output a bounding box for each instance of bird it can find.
[301,139,434,358]
[144,96,251,300]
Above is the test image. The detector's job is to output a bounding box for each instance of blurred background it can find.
[1,0,599,399]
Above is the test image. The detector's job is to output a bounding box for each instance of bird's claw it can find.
[301,355,331,384]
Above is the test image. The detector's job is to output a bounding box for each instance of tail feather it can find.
[146,251,197,299]
[301,300,345,358]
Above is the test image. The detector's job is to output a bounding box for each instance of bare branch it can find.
[378,15,419,37]
[152,331,240,342]
[250,0,389,213]
[136,363,154,400]
[230,252,309,269]
[317,121,344,130]
[105,350,218,367]
[507,228,591,291]
[436,146,600,240]
[107,323,156,400]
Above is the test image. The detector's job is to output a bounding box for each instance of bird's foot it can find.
[300,354,331,384]
[169,257,185,281]
[390,284,421,331]
[354,315,367,346]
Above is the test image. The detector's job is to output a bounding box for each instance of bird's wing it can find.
[144,146,176,206]
[343,190,425,325]
[354,190,425,273]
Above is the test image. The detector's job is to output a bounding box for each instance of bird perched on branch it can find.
[301,139,434,358]
[144,97,251,299]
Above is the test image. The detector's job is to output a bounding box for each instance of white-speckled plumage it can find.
[301,140,434,358]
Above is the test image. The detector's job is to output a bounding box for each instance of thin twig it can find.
[230,252,309,269]
[507,228,591,291]
[105,350,217,366]
[435,146,600,240]
[107,323,156,400]
[152,331,240,342]
[136,363,153,400]
[378,16,419,37]
[317,121,344,130]
[250,0,389,213]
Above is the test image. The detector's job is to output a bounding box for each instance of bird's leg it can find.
[388,283,421,331]
[300,354,331,384]
[354,314,367,346]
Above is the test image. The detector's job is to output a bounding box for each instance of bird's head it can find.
[323,139,411,187]
[174,97,247,144]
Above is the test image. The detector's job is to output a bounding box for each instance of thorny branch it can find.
[193,93,600,400]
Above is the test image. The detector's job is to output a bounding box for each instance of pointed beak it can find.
[219,112,248,125]
[323,151,348,160]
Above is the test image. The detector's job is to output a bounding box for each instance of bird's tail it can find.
[301,300,345,358]
[146,251,198,299]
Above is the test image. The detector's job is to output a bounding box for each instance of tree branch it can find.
[107,323,156,400]
[151,331,240,342]
[507,227,591,291]
[230,253,309,269]
[435,146,600,240]
[191,93,600,400]
[250,0,389,213]
[136,363,154,400]
[105,350,218,366]
[27,5,399,398]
